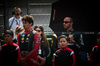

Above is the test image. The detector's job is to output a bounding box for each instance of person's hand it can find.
[21,58,26,64]
[39,57,46,66]
[68,34,75,43]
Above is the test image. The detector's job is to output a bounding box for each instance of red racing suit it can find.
[52,47,76,66]
[17,28,40,66]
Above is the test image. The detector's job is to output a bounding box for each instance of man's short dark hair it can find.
[69,17,73,22]
[65,17,73,22]
[4,30,14,37]
[97,32,100,38]
[21,15,34,26]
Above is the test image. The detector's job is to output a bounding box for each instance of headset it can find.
[12,7,22,15]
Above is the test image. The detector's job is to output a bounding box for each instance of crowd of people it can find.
[0,7,100,66]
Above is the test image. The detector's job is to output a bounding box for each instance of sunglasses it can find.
[36,30,41,32]
[63,21,71,24]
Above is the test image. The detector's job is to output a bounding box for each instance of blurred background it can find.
[0,0,58,36]
[1,0,100,66]
[0,0,100,54]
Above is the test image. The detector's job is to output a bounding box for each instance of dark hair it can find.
[34,25,49,47]
[12,7,22,15]
[4,30,14,37]
[97,32,100,38]
[21,15,34,26]
[69,17,73,22]
[34,25,44,32]
[58,35,68,41]
[64,17,73,22]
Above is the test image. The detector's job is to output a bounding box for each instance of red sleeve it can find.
[52,57,55,66]
[89,46,98,63]
[16,34,23,63]
[72,51,76,66]
[17,33,20,46]
[25,33,40,59]
[89,48,93,63]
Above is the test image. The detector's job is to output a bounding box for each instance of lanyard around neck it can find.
[15,19,20,25]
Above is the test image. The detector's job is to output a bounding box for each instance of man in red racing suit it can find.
[17,15,40,66]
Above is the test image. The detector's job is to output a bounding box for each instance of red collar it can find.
[6,41,14,46]
[60,47,68,51]
[24,28,33,34]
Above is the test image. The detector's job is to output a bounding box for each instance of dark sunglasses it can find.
[36,30,41,32]
[63,21,71,24]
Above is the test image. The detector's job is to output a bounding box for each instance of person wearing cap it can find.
[1,30,21,66]
[89,32,100,66]
[52,35,76,66]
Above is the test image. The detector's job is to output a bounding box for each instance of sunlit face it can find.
[4,34,13,43]
[35,28,42,36]
[59,38,68,48]
[63,17,73,30]
[22,20,32,30]
[97,37,100,44]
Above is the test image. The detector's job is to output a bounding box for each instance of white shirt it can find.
[9,16,23,40]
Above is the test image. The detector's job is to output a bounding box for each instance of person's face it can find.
[59,38,68,48]
[14,8,21,16]
[97,37,100,44]
[22,20,32,30]
[35,28,42,36]
[4,34,13,43]
[63,17,73,30]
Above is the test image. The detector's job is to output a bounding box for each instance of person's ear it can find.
[30,23,32,26]
[12,36,14,39]
[71,22,73,26]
